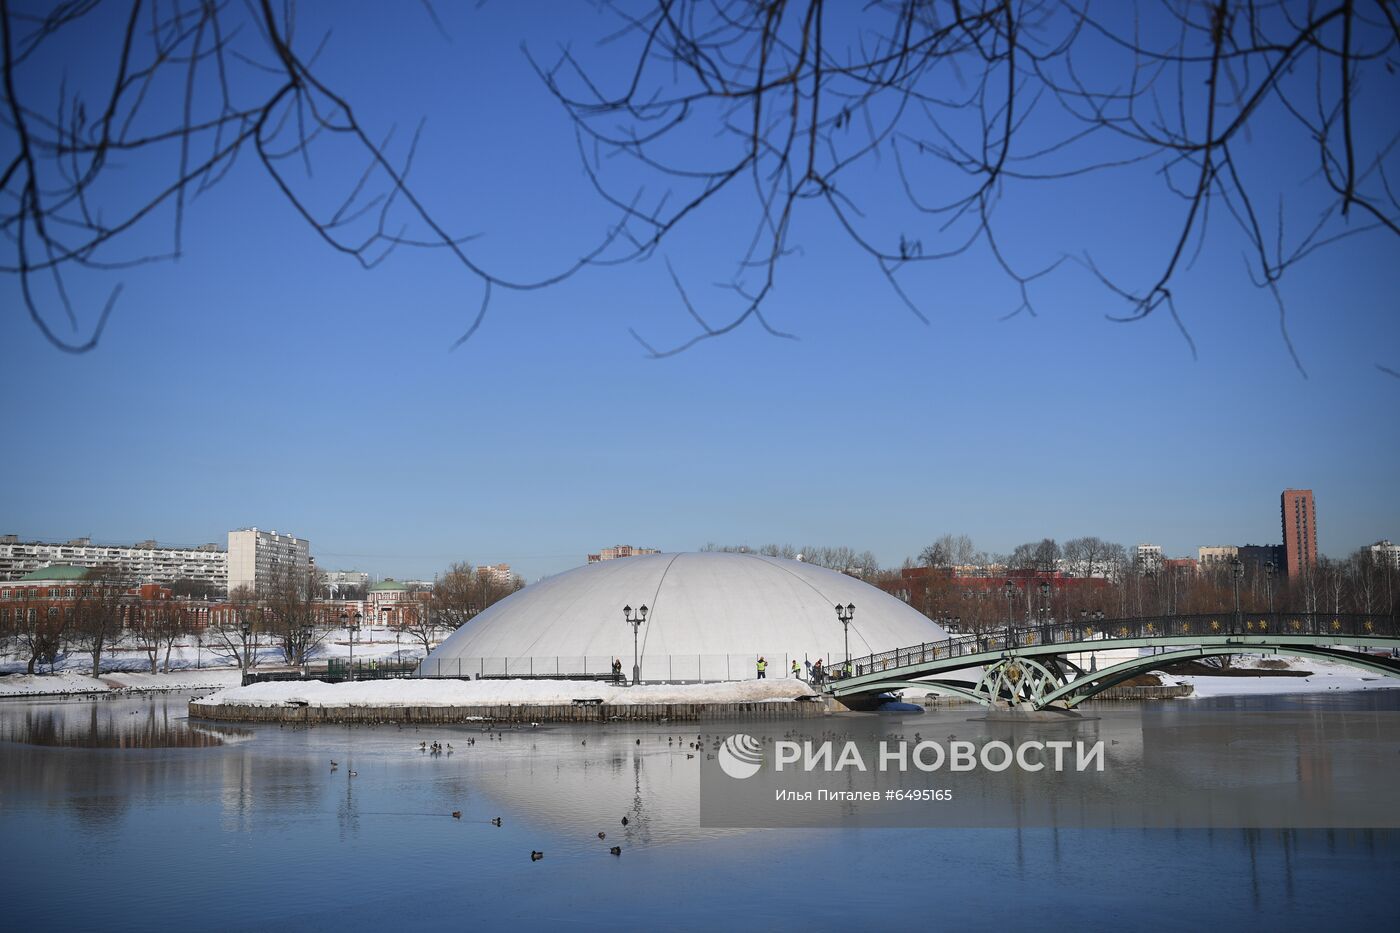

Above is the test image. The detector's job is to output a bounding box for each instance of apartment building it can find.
[0,534,227,589]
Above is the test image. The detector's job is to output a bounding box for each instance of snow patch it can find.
[199,677,817,709]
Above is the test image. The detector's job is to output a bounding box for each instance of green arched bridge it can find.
[824,612,1400,710]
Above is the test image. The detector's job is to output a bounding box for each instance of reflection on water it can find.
[0,699,245,747]
[0,693,1397,931]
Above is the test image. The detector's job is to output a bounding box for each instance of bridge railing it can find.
[843,612,1399,680]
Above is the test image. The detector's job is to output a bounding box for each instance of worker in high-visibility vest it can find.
[791,659,801,679]
[756,656,767,679]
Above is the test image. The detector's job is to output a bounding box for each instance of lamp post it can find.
[835,603,856,673]
[1231,557,1244,624]
[1039,580,1051,628]
[623,604,648,685]
[239,619,252,676]
[301,625,314,677]
[1003,580,1016,647]
[341,610,362,681]
[1264,560,1276,615]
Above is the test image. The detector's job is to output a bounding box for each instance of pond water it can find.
[1,692,1397,931]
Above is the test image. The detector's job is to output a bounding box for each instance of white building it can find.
[586,544,659,563]
[1198,545,1239,568]
[424,551,955,681]
[475,563,515,587]
[1371,540,1400,569]
[1134,544,1164,572]
[0,535,227,589]
[227,528,310,595]
[323,570,370,597]
[324,570,370,586]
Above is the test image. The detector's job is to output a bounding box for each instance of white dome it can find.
[422,552,948,679]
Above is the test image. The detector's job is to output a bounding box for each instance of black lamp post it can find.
[1039,580,1051,627]
[835,603,856,672]
[1264,560,1276,614]
[623,604,648,685]
[301,625,314,676]
[1003,580,1016,647]
[239,619,252,675]
[341,610,362,681]
[1231,557,1244,623]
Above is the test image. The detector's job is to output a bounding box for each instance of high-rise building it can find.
[1238,544,1285,573]
[1370,540,1400,569]
[475,563,515,587]
[1133,544,1163,573]
[227,528,310,595]
[1197,545,1239,568]
[0,534,227,589]
[586,544,659,563]
[1281,489,1318,577]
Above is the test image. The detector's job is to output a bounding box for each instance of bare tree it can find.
[1062,537,1122,580]
[264,563,326,665]
[207,585,262,675]
[0,1,622,354]
[15,591,69,674]
[5,4,1395,372]
[133,596,188,674]
[534,1,1400,371]
[920,534,976,569]
[70,570,124,677]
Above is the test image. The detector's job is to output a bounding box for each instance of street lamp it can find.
[622,604,648,685]
[341,610,362,681]
[1231,557,1244,623]
[1002,580,1016,646]
[835,603,856,673]
[301,625,314,677]
[1264,560,1276,614]
[1039,580,1051,627]
[239,619,252,676]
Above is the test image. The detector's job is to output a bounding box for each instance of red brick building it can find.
[1281,488,1318,577]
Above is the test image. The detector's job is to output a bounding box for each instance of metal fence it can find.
[845,612,1400,679]
[415,652,848,682]
[243,660,420,685]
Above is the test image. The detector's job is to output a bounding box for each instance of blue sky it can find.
[1,3,1396,581]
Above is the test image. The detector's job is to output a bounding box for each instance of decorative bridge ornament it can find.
[826,612,1400,711]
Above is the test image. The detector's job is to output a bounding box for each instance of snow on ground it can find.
[0,672,114,696]
[99,670,242,691]
[1160,655,1400,699]
[200,677,817,709]
[0,626,428,678]
[0,668,243,698]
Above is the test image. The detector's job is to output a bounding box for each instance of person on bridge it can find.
[811,659,824,686]
[756,656,767,679]
[791,659,801,679]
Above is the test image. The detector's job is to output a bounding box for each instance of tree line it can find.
[702,535,1398,632]
[1,560,524,677]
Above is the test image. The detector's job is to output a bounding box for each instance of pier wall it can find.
[189,699,831,724]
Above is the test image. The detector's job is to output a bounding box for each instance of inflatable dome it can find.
[420,551,949,680]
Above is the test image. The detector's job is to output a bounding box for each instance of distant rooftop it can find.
[19,565,91,582]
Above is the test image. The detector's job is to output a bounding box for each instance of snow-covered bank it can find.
[1162,656,1400,699]
[201,677,816,709]
[0,668,241,698]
